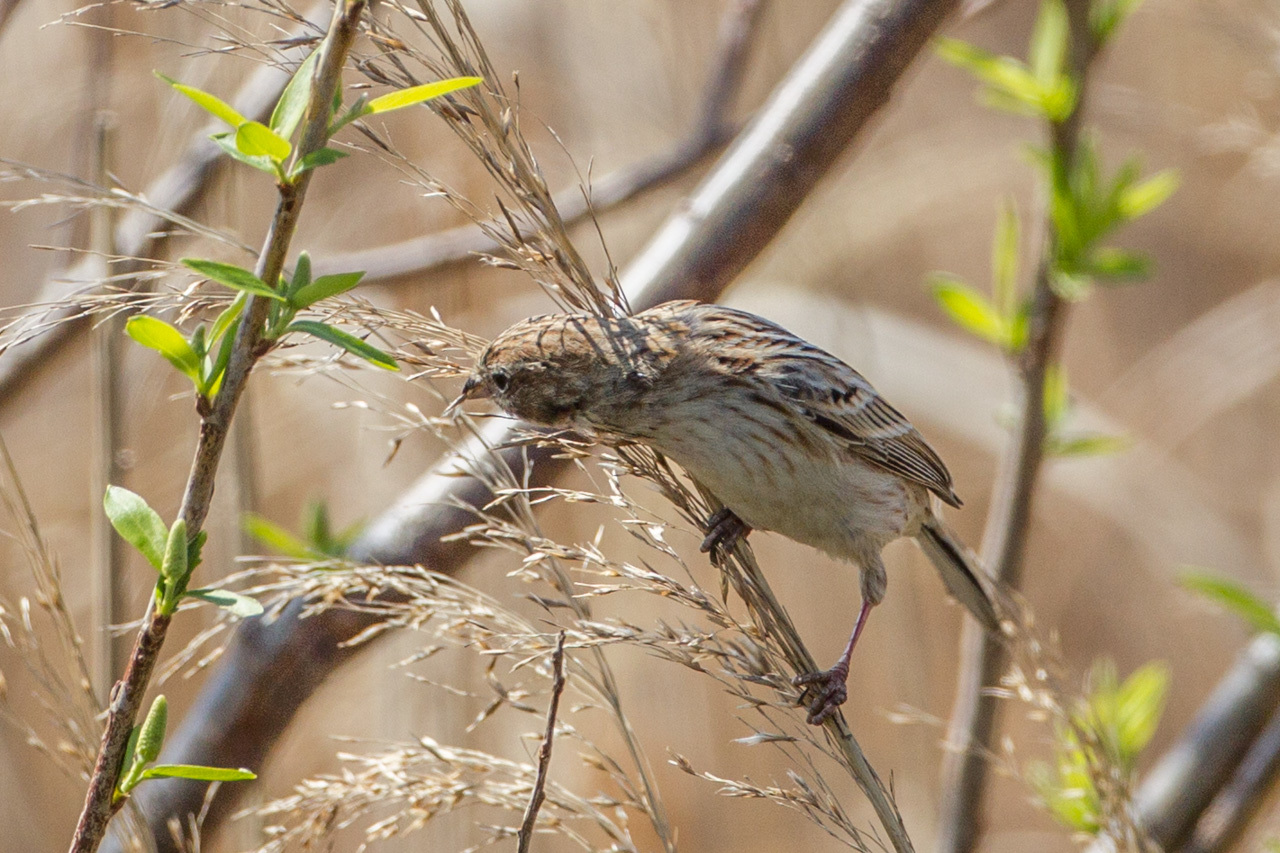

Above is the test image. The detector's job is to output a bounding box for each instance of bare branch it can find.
[311,0,765,284]
[516,631,567,853]
[1182,698,1280,853]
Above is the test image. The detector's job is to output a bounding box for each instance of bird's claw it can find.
[793,665,850,725]
[700,507,751,558]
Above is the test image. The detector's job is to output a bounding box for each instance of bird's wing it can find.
[678,303,961,506]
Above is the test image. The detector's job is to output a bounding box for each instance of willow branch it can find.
[66,3,367,851]
[935,3,1096,851]
[118,0,961,847]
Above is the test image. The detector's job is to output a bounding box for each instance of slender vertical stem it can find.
[934,3,1095,851]
[89,117,126,701]
[516,632,567,853]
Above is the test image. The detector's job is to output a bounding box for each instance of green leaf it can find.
[182,258,285,301]
[243,513,320,560]
[135,695,168,765]
[118,724,142,793]
[936,38,1060,117]
[991,202,1021,321]
[1050,269,1092,301]
[289,147,349,177]
[139,764,256,782]
[291,271,365,309]
[1088,247,1151,282]
[1048,432,1131,457]
[1039,76,1077,123]
[329,95,369,135]
[211,132,278,176]
[304,500,332,552]
[189,324,207,359]
[366,75,483,114]
[286,320,399,370]
[125,315,201,382]
[210,292,247,345]
[103,486,167,572]
[269,49,319,140]
[187,529,207,574]
[235,120,292,163]
[156,72,247,128]
[205,317,239,399]
[161,518,188,584]
[1117,169,1179,219]
[1113,663,1169,759]
[1030,0,1070,87]
[1043,364,1069,428]
[1180,571,1280,636]
[288,251,313,298]
[1091,0,1144,43]
[1030,757,1100,833]
[930,276,1009,347]
[185,587,264,618]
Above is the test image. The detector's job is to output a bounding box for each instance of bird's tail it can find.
[915,516,1001,633]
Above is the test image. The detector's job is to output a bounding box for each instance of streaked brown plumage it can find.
[454,300,999,723]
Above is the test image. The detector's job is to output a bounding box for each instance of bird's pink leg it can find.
[700,507,752,556]
[793,598,874,725]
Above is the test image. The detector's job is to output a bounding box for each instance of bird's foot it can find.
[793,663,850,726]
[700,507,752,558]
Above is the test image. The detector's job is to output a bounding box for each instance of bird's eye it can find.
[490,368,511,392]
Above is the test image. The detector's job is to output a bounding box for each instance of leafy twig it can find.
[0,2,334,402]
[66,2,369,851]
[936,1,1105,850]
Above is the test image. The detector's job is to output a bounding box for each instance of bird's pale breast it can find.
[646,386,926,563]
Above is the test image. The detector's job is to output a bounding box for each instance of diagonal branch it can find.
[116,0,963,848]
[310,0,765,284]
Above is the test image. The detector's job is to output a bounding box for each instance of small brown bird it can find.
[452,300,999,724]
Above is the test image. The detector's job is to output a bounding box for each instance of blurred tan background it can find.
[2,0,1279,850]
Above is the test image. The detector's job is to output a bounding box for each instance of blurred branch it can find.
[1183,694,1280,853]
[516,631,566,853]
[0,3,331,405]
[117,0,962,847]
[0,0,23,38]
[311,0,765,283]
[935,2,1097,851]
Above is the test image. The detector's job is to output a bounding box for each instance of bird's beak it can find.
[444,374,488,417]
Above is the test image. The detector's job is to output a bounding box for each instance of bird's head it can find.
[446,313,611,428]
